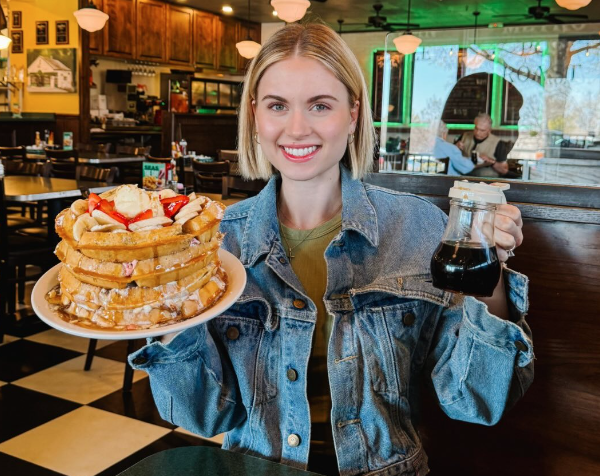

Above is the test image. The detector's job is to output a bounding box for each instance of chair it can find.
[45,148,79,179]
[76,165,118,184]
[0,176,57,342]
[192,160,230,194]
[116,144,151,157]
[115,145,151,186]
[0,146,26,161]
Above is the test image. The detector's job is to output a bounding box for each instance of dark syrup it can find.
[430,241,501,297]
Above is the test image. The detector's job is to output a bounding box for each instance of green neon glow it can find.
[490,45,502,127]
[402,51,413,124]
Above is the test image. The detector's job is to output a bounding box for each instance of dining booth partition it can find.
[365,172,600,476]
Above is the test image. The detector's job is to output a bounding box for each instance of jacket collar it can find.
[241,164,379,267]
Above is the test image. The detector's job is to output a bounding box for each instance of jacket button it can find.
[403,313,416,326]
[279,257,286,264]
[226,326,240,340]
[132,356,147,366]
[515,341,528,352]
[287,368,298,381]
[287,434,301,447]
[293,299,306,309]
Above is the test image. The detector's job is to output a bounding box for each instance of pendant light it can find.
[555,0,592,10]
[392,0,421,55]
[270,0,310,23]
[464,11,485,69]
[74,1,109,33]
[236,0,262,59]
[0,5,10,50]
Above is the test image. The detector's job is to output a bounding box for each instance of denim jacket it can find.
[129,165,534,476]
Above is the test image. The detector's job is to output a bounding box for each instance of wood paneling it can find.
[194,10,216,69]
[136,0,167,62]
[167,5,194,66]
[161,113,237,157]
[216,17,238,71]
[365,173,600,476]
[89,0,104,56]
[103,0,136,58]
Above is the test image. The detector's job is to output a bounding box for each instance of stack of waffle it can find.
[46,185,227,330]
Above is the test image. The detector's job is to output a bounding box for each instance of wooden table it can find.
[4,176,115,242]
[26,152,146,165]
[117,446,321,476]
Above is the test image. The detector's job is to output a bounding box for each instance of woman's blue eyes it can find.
[268,103,330,112]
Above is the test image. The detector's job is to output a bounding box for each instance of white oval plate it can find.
[31,249,247,340]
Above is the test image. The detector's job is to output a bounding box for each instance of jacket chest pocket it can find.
[210,313,278,407]
[357,301,431,397]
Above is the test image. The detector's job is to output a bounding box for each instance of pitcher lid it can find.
[449,180,509,205]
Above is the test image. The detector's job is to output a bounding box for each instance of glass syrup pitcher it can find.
[430,181,510,297]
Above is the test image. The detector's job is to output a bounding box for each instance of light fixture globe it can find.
[236,40,262,59]
[393,32,422,55]
[0,34,12,50]
[270,0,310,23]
[555,0,592,9]
[74,5,109,33]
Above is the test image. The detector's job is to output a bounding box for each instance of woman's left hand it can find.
[494,204,524,262]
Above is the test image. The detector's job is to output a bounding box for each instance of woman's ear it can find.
[350,100,360,133]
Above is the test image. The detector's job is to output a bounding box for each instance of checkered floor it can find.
[0,283,223,476]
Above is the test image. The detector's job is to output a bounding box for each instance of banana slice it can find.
[90,223,127,233]
[92,209,123,226]
[132,225,163,232]
[175,212,198,225]
[70,199,88,217]
[149,193,165,217]
[73,213,100,242]
[128,216,173,232]
[159,189,177,199]
[176,197,206,218]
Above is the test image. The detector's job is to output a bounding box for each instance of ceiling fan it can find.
[337,3,419,34]
[494,0,588,24]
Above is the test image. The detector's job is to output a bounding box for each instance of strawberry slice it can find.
[97,199,129,225]
[88,193,102,214]
[129,209,153,224]
[161,195,190,219]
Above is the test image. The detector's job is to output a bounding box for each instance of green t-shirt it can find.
[279,213,342,452]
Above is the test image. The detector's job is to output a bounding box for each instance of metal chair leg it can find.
[84,339,97,371]
[17,265,25,304]
[122,339,136,393]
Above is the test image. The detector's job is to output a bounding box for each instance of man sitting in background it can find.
[434,121,477,176]
[456,113,509,177]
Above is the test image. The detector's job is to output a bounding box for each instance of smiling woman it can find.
[129,22,533,476]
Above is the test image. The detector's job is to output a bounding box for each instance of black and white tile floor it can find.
[0,284,222,476]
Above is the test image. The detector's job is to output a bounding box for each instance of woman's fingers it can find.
[493,205,523,261]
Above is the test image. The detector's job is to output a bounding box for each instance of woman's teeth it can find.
[283,146,318,157]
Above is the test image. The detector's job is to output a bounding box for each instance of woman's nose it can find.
[286,109,311,138]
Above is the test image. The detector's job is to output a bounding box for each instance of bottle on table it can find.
[35,131,41,148]
[179,138,187,156]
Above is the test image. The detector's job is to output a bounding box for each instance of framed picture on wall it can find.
[12,11,22,29]
[11,30,23,54]
[36,21,49,45]
[26,48,78,93]
[56,20,69,45]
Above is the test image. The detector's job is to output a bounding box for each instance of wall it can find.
[8,0,79,114]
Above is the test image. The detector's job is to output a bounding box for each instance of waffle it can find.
[46,185,229,330]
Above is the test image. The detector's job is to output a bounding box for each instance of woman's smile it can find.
[279,145,322,163]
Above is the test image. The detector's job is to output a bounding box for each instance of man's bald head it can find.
[474,113,492,141]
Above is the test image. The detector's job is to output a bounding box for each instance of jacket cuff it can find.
[128,325,205,369]
[462,267,533,368]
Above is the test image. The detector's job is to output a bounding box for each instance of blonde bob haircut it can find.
[238,22,376,181]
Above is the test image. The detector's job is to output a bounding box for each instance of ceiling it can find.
[176,0,600,30]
